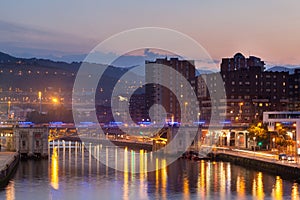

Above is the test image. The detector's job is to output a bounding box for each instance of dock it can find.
[0,152,19,187]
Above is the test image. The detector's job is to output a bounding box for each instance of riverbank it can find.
[214,151,300,181]
[0,152,19,187]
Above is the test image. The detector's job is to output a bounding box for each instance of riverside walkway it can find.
[0,151,19,187]
[215,148,300,179]
[216,148,300,167]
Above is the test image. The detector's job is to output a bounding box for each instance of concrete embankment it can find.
[215,152,300,180]
[0,152,19,187]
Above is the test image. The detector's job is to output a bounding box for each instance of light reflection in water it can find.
[226,163,231,192]
[62,140,65,177]
[206,161,211,196]
[4,142,300,200]
[105,146,108,175]
[81,143,84,175]
[131,150,135,180]
[50,147,59,190]
[219,162,226,199]
[252,172,264,200]
[155,158,159,199]
[115,147,118,177]
[161,159,167,200]
[183,176,190,200]
[139,150,147,199]
[5,180,14,200]
[75,141,78,176]
[96,145,99,174]
[123,147,129,200]
[197,160,206,198]
[291,183,300,200]
[89,143,92,176]
[69,141,71,176]
[272,176,283,200]
[236,175,245,199]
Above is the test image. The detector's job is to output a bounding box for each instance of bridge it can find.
[0,121,252,159]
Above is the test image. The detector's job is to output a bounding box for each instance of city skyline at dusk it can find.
[1,1,300,199]
[1,0,300,70]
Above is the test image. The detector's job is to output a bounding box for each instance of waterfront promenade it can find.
[215,148,300,179]
[216,148,300,167]
[0,151,19,186]
[0,152,16,169]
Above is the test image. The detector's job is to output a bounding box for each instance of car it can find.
[287,155,295,161]
[278,153,287,160]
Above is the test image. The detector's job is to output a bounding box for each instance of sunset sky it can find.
[1,0,300,69]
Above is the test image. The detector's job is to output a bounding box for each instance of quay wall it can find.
[215,153,300,180]
[0,153,19,187]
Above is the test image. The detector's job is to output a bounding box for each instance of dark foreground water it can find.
[1,143,300,200]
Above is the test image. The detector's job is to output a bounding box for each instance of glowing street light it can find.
[7,100,11,119]
[272,137,276,149]
[52,98,59,104]
[253,136,256,155]
[239,102,244,121]
[38,91,42,113]
[184,102,188,123]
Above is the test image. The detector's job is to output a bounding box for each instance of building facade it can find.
[198,53,299,125]
[145,58,196,124]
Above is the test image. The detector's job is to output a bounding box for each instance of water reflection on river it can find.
[1,142,300,200]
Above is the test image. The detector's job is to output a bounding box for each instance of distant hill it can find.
[0,51,17,62]
[0,51,145,107]
[266,66,299,74]
[196,69,215,76]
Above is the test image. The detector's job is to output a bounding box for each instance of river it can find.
[0,142,299,200]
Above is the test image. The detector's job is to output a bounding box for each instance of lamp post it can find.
[239,102,243,121]
[184,102,188,124]
[237,135,240,153]
[297,140,299,165]
[253,136,256,157]
[7,101,11,119]
[38,91,42,113]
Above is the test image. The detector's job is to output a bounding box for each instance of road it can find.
[217,147,300,168]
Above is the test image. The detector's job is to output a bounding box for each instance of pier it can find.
[0,152,19,187]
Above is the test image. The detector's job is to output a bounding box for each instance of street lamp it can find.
[239,102,243,121]
[184,102,188,124]
[38,91,42,113]
[253,136,256,156]
[297,140,299,165]
[7,101,11,119]
[52,97,59,104]
[272,137,275,149]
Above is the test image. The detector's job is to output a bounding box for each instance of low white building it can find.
[14,127,48,158]
[263,111,300,153]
